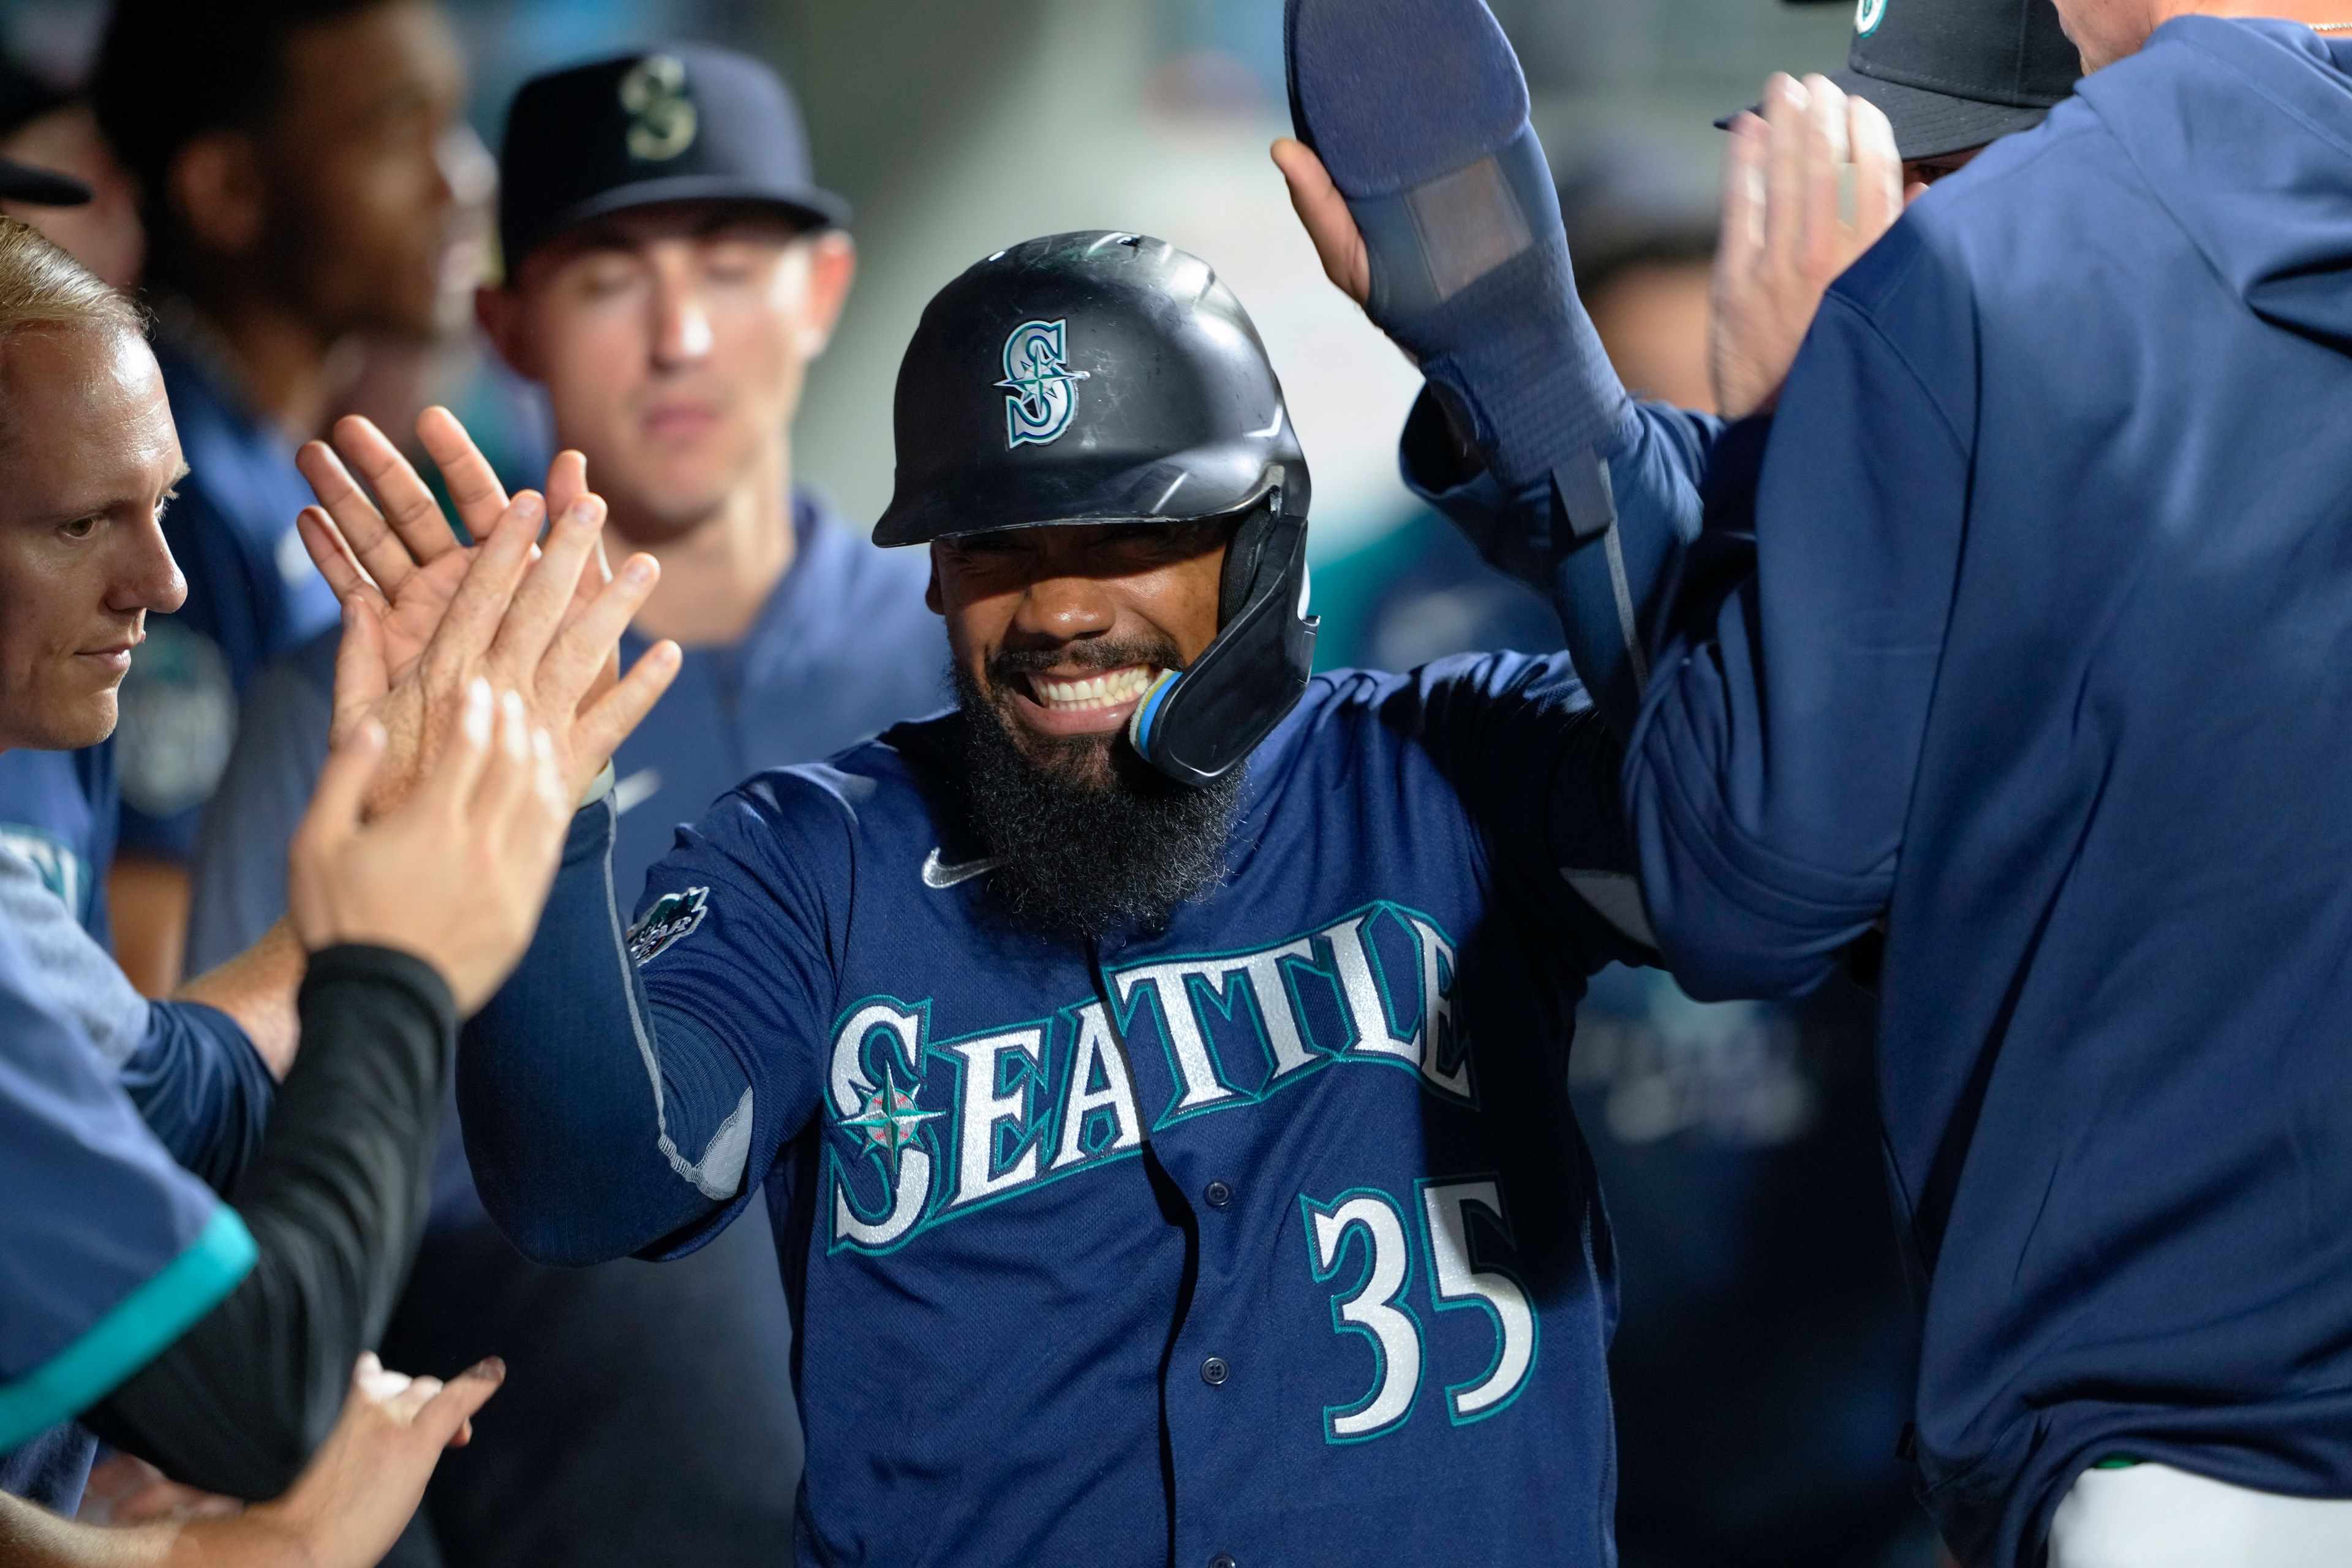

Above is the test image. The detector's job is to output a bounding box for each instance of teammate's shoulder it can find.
[1280,651,1587,745]
[721,709,957,830]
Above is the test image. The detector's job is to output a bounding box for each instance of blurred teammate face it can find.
[0,326,184,751]
[1586,260,1716,413]
[483,204,856,543]
[203,0,467,339]
[0,104,145,290]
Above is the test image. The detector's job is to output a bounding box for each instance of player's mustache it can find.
[985,637,1185,682]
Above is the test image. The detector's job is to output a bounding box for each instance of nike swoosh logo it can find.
[922,848,1003,889]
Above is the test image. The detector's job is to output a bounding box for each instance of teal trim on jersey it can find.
[0,1204,255,1450]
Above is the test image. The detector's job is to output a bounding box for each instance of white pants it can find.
[2048,1462,2352,1568]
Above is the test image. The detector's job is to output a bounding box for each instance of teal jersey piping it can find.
[0,1204,257,1450]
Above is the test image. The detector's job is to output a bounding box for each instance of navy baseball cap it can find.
[0,157,89,207]
[498,44,848,270]
[1720,0,2081,161]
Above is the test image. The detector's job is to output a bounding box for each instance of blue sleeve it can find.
[118,1001,276,1196]
[0,924,255,1452]
[1625,233,1973,1000]
[461,786,836,1267]
[1395,653,1657,967]
[186,644,334,971]
[1401,390,1734,737]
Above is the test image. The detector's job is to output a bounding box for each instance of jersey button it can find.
[1200,1355,1230,1387]
[1209,1556,1238,1568]
[1203,1180,1232,1209]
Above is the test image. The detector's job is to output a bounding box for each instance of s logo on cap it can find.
[996,319,1090,448]
[1855,0,1888,36]
[620,54,698,161]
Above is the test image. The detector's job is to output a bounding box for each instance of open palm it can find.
[296,407,595,710]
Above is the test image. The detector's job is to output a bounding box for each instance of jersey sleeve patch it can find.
[627,886,710,967]
[0,1204,257,1451]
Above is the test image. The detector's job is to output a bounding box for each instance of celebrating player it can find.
[1280,0,2352,1562]
[303,231,1660,1563]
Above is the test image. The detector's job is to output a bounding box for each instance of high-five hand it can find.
[295,407,591,695]
[1709,74,1904,419]
[296,410,679,816]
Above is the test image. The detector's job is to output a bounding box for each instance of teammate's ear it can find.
[475,286,535,380]
[795,230,857,361]
[924,549,943,616]
[167,130,265,258]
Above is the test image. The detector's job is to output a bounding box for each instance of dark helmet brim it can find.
[873,429,1294,547]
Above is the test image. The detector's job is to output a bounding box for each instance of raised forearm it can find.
[460,801,745,1267]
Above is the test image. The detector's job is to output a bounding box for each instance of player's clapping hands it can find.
[292,407,680,814]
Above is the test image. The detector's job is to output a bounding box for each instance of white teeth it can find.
[1031,665,1155,712]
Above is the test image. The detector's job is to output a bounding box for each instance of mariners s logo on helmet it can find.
[996,319,1090,448]
[1855,0,1888,36]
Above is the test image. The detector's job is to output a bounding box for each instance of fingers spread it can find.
[336,413,464,567]
[296,505,382,609]
[489,495,606,680]
[298,439,415,595]
[573,639,682,784]
[1800,74,1852,275]
[426,491,546,682]
[415,406,510,547]
[540,551,660,721]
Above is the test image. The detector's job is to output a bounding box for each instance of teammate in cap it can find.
[303,229,1659,1564]
[194,45,938,1564]
[1281,0,2352,1561]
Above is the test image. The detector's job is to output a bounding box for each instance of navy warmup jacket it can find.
[1420,17,2352,1566]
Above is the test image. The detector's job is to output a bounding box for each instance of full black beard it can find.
[954,663,1242,939]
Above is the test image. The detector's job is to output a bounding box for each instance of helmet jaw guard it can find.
[1129,488,1317,788]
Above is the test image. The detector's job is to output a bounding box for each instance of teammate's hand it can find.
[288,677,571,1013]
[304,418,678,815]
[294,408,590,690]
[238,1353,504,1568]
[1709,73,1903,418]
[1272,137,1372,310]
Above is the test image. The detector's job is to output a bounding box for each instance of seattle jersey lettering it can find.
[825,899,1468,1253]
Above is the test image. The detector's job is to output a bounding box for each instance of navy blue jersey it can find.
[0,917,255,1505]
[114,332,339,862]
[0,743,116,943]
[464,653,1654,1565]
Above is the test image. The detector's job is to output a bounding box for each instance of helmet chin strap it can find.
[1128,494,1317,789]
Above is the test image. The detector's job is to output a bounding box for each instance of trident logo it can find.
[997,319,1090,448]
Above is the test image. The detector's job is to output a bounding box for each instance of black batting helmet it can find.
[875,230,1317,789]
